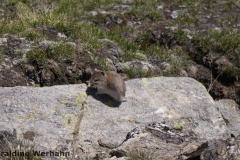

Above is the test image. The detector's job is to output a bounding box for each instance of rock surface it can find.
[215,99,240,137]
[0,77,239,159]
[111,123,208,160]
[201,136,240,160]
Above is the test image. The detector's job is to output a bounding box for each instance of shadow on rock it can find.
[85,87,122,107]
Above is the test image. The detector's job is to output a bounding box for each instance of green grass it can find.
[170,28,188,44]
[0,134,42,160]
[223,65,239,80]
[0,0,239,79]
[125,68,152,78]
[195,28,240,53]
[21,30,43,41]
[170,0,199,6]
[127,150,153,160]
[0,47,3,63]
[126,0,162,20]
[26,42,75,65]
[223,0,238,11]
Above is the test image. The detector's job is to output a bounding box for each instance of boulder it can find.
[0,77,234,159]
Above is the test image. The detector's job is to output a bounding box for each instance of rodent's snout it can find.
[86,80,94,87]
[88,81,95,87]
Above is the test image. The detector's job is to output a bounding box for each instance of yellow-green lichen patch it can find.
[18,114,23,119]
[61,102,66,107]
[87,106,92,115]
[151,103,157,107]
[198,82,204,88]
[59,155,67,160]
[30,115,35,120]
[173,123,183,130]
[172,92,177,98]
[142,78,151,87]
[142,78,148,87]
[64,114,77,129]
[169,111,181,119]
[50,110,56,114]
[154,77,160,80]
[76,93,87,106]
[152,92,157,97]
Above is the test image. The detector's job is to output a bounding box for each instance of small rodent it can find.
[89,69,126,102]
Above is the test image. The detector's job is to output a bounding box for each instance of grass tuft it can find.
[26,42,75,65]
[127,150,153,160]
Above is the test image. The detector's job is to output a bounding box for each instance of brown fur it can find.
[89,70,126,102]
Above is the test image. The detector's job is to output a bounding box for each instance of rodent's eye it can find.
[95,79,100,82]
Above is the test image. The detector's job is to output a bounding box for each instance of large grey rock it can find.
[0,84,85,159]
[0,77,232,159]
[215,99,240,137]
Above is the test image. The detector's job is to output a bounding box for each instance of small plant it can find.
[195,28,240,54]
[0,131,42,160]
[206,0,217,9]
[223,0,238,11]
[21,29,43,41]
[223,65,239,80]
[125,68,152,79]
[126,0,162,20]
[178,11,199,27]
[0,47,3,63]
[127,149,153,160]
[170,28,187,44]
[194,33,211,53]
[35,84,40,87]
[26,42,75,65]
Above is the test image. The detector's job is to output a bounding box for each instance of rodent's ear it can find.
[101,71,105,77]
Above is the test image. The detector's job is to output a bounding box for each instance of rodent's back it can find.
[105,71,126,96]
